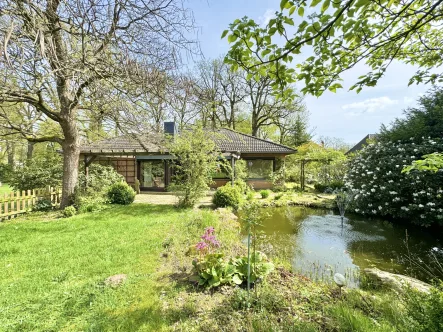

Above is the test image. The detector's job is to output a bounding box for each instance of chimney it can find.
[164,121,177,137]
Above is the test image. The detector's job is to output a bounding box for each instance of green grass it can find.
[1,202,439,331]
[0,204,235,331]
[0,183,12,195]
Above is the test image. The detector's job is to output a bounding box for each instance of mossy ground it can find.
[252,190,336,209]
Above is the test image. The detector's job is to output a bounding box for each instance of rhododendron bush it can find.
[346,138,443,227]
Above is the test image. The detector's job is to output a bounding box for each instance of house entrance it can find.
[139,160,165,190]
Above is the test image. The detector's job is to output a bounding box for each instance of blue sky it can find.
[187,0,430,144]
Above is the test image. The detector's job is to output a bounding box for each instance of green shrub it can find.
[168,125,220,208]
[78,164,124,196]
[9,154,62,191]
[75,164,124,212]
[403,283,443,332]
[76,196,107,213]
[213,184,243,209]
[192,252,274,289]
[260,190,270,199]
[246,191,255,201]
[192,253,242,289]
[314,180,345,193]
[33,198,53,211]
[107,182,135,205]
[230,252,274,284]
[0,163,13,183]
[234,179,250,194]
[274,193,283,200]
[347,138,443,226]
[62,206,76,218]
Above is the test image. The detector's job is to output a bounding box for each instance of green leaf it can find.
[284,17,295,26]
[298,7,305,16]
[227,34,238,43]
[221,30,228,39]
[261,49,271,57]
[280,0,289,10]
[321,0,330,12]
[310,0,322,7]
[232,274,243,285]
[289,6,296,15]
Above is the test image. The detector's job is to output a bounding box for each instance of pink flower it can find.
[205,226,215,234]
[195,241,208,251]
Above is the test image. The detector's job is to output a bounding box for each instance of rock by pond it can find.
[364,268,431,293]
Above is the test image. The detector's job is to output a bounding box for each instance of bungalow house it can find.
[79,122,296,191]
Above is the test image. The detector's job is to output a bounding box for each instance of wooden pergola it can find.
[299,158,332,190]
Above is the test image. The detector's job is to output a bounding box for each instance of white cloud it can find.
[403,96,414,104]
[342,96,398,115]
[258,9,275,26]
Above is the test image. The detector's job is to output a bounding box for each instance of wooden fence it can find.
[0,186,61,220]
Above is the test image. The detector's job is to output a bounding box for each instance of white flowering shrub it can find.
[346,138,443,227]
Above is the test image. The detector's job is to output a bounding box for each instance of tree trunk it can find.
[27,141,35,160]
[60,119,80,208]
[251,112,259,137]
[230,101,235,130]
[6,142,15,166]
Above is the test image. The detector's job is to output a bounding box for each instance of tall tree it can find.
[245,76,296,137]
[193,58,224,128]
[219,62,246,129]
[379,87,443,143]
[277,107,311,146]
[167,73,198,129]
[223,0,443,96]
[0,0,196,207]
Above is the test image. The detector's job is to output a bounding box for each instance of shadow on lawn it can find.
[88,306,167,331]
[99,203,179,217]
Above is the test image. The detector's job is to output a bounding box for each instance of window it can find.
[140,160,165,188]
[246,159,273,179]
[212,163,230,179]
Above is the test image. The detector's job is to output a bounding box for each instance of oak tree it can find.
[0,0,196,207]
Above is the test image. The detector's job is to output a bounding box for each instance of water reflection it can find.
[240,206,441,286]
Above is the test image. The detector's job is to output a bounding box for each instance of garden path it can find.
[134,192,214,207]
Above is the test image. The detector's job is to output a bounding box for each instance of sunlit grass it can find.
[0,204,222,331]
[0,183,12,196]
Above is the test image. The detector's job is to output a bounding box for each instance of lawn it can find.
[0,183,12,195]
[0,204,234,331]
[1,203,438,331]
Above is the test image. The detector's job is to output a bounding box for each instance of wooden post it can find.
[84,155,89,188]
[300,160,305,191]
[46,185,51,203]
[4,193,8,217]
[231,156,235,186]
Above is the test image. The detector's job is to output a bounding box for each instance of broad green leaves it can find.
[402,153,443,174]
[223,0,443,97]
[298,7,304,16]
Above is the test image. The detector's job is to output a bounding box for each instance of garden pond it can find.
[240,207,442,287]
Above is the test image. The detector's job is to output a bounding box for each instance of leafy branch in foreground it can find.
[223,0,443,96]
[403,153,443,174]
[168,125,220,208]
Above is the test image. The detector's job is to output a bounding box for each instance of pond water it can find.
[240,207,442,286]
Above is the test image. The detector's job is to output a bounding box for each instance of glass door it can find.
[140,160,165,189]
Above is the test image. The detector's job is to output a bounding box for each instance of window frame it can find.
[243,157,275,180]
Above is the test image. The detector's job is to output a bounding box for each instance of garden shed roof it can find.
[80,128,296,155]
